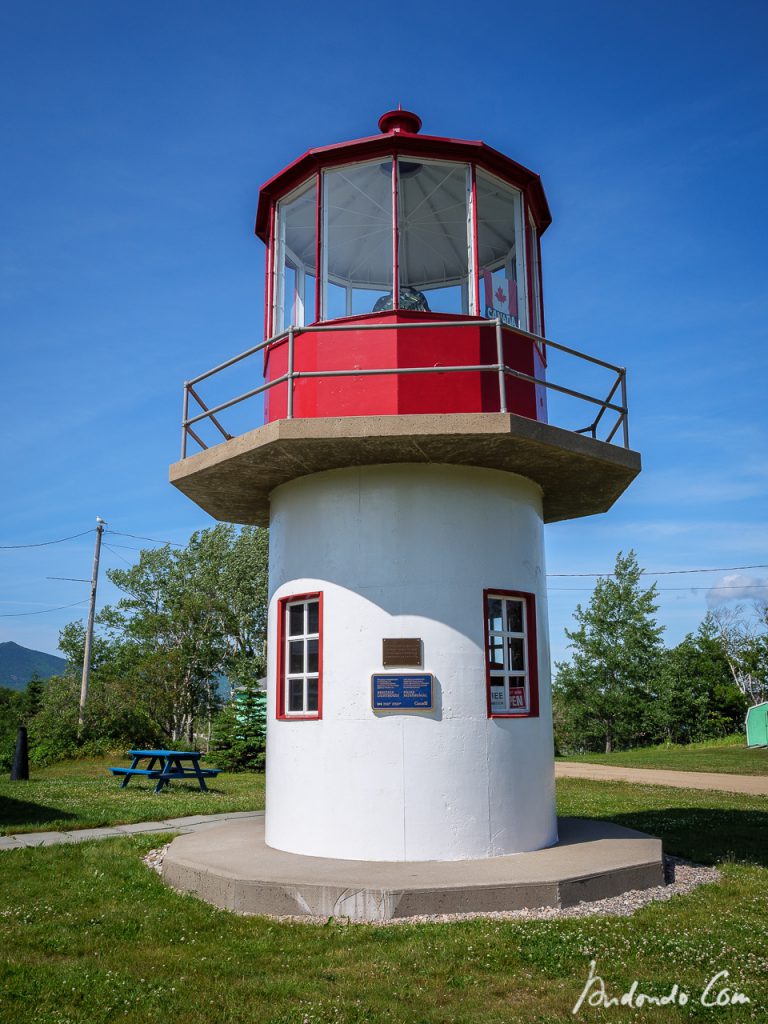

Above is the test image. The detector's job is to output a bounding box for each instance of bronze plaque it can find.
[382,638,422,668]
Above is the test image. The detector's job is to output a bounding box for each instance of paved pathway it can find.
[5,764,765,851]
[0,810,264,851]
[556,761,768,796]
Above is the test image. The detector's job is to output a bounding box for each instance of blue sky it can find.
[1,0,766,662]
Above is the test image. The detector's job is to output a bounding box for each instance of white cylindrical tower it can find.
[265,464,557,861]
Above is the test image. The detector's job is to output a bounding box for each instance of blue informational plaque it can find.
[371,673,433,711]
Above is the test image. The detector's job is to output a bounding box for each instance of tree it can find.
[553,550,664,753]
[652,620,747,743]
[98,524,268,744]
[212,675,267,772]
[707,605,768,706]
[0,686,23,770]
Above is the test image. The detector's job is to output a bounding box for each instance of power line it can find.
[0,599,88,619]
[547,563,768,577]
[102,543,135,567]
[105,530,183,547]
[0,529,94,550]
[549,584,768,592]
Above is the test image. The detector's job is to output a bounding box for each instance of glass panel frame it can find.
[280,596,322,718]
[485,592,534,715]
[273,178,318,334]
[475,168,529,331]
[397,158,474,316]
[527,208,543,339]
[321,159,394,319]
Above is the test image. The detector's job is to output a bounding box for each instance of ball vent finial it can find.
[378,109,422,135]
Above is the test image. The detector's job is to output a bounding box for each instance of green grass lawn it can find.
[0,755,265,835]
[559,734,768,775]
[1,776,766,1022]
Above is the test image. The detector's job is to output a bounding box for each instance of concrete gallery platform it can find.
[162,817,664,922]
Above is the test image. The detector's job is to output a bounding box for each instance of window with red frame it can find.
[278,594,322,718]
[484,590,539,717]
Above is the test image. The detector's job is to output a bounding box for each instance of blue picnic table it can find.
[109,749,221,793]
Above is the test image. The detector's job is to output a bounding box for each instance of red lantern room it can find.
[257,110,550,422]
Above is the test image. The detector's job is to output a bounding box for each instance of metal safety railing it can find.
[180,318,629,459]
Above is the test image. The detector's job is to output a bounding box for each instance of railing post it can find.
[287,327,295,419]
[181,383,189,458]
[495,319,507,413]
[620,369,629,448]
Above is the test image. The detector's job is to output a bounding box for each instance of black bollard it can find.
[10,726,29,781]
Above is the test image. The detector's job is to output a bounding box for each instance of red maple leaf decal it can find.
[495,285,507,305]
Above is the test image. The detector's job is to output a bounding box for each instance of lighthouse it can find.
[170,111,641,870]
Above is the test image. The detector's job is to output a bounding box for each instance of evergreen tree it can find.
[212,671,267,772]
[553,550,664,753]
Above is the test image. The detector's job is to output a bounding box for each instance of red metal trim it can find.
[536,230,546,345]
[255,133,551,240]
[470,165,480,316]
[276,591,323,721]
[314,170,322,324]
[482,588,540,719]
[392,157,399,310]
[524,198,536,336]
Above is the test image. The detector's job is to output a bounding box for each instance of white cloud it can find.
[706,573,768,608]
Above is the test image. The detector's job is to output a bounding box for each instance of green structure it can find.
[746,701,768,748]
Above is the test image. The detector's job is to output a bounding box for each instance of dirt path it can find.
[556,761,768,796]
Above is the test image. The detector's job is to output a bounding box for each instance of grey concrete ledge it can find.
[162,817,664,923]
[0,810,264,850]
[169,414,641,527]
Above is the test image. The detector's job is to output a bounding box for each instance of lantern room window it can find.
[274,179,317,333]
[322,160,394,319]
[476,169,527,331]
[268,156,541,335]
[398,160,473,315]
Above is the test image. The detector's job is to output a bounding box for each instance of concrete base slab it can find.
[162,817,664,922]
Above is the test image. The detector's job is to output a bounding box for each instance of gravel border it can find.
[144,847,719,925]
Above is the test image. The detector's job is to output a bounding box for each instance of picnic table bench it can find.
[109,749,221,793]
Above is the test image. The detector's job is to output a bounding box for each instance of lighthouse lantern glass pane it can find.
[398,160,472,314]
[274,179,317,333]
[322,161,393,317]
[476,170,527,331]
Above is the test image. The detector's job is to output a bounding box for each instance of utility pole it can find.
[78,517,106,737]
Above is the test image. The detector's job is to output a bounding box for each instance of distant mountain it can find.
[0,642,66,691]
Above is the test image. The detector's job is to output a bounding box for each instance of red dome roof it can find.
[255,112,551,241]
